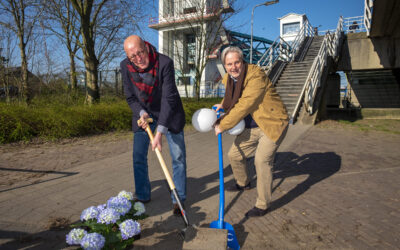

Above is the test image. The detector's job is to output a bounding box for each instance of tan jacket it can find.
[219,64,289,142]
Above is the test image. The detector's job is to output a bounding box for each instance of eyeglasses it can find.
[127,49,147,61]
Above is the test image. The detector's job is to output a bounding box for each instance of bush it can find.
[0,95,222,144]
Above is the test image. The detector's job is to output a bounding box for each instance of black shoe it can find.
[226,182,251,192]
[173,203,184,216]
[245,207,268,217]
[133,198,151,204]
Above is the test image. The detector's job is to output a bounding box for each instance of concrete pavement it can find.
[0,124,399,249]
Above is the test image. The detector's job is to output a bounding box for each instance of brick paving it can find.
[0,124,399,249]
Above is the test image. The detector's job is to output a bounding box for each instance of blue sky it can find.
[142,0,365,47]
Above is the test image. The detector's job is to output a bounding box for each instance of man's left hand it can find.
[152,131,163,151]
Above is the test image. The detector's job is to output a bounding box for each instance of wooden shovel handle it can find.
[137,118,176,190]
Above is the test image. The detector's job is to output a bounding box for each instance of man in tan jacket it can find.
[214,46,288,217]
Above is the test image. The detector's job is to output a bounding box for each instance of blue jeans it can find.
[133,122,187,204]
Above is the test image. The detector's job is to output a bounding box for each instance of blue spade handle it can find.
[211,106,240,250]
[213,106,225,227]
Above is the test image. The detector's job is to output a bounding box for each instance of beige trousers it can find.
[228,126,287,210]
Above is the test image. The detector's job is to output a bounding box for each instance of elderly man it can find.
[214,46,288,217]
[120,35,187,215]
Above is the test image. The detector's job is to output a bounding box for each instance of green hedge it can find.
[0,96,221,144]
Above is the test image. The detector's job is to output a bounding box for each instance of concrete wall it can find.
[338,33,400,71]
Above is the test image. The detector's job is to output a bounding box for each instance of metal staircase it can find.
[275,36,324,118]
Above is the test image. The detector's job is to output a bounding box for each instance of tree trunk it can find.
[19,43,30,103]
[84,58,99,105]
[81,18,99,105]
[69,54,78,90]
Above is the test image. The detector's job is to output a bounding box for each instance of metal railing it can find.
[288,19,315,62]
[256,37,291,74]
[343,16,366,33]
[256,19,314,73]
[149,0,225,25]
[290,16,343,121]
[364,0,374,36]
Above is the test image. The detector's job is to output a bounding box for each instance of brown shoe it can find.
[173,203,184,216]
[245,207,268,217]
[226,182,251,192]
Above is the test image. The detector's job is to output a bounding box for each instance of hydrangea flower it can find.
[133,201,146,216]
[80,232,105,250]
[97,208,120,225]
[118,190,134,201]
[119,219,141,240]
[66,228,87,245]
[107,196,131,216]
[80,206,99,221]
[96,204,106,213]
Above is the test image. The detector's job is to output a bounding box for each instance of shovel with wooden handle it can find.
[137,118,189,227]
[137,118,230,248]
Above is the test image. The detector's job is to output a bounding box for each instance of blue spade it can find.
[209,107,240,250]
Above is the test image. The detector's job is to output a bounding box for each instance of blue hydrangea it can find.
[119,219,141,240]
[80,206,99,221]
[80,232,105,250]
[107,196,132,216]
[66,228,87,245]
[96,204,106,213]
[133,201,146,216]
[97,208,120,224]
[117,190,133,201]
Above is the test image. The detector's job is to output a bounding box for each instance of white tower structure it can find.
[149,0,232,97]
[278,13,309,44]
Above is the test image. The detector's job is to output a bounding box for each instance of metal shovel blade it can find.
[210,220,240,250]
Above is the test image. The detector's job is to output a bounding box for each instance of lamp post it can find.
[250,0,279,64]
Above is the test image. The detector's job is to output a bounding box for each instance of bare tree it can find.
[41,0,81,90]
[0,28,16,103]
[0,0,40,103]
[155,0,238,100]
[70,0,146,105]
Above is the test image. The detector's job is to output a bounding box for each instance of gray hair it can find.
[221,46,244,64]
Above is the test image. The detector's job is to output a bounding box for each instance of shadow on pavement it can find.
[270,151,341,212]
[230,151,341,247]
[0,227,69,250]
[0,167,78,193]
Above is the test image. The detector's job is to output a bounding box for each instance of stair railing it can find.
[256,36,291,74]
[364,0,373,36]
[256,19,314,73]
[288,19,314,62]
[290,16,343,122]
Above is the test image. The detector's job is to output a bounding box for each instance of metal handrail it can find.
[288,19,314,62]
[343,16,366,33]
[256,19,314,72]
[290,16,343,121]
[256,36,291,73]
[305,16,343,113]
[364,0,373,36]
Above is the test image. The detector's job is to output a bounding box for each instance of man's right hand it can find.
[138,112,150,129]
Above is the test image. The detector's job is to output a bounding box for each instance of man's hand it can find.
[138,112,150,129]
[213,103,223,112]
[152,131,162,151]
[214,124,223,136]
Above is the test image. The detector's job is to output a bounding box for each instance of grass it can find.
[317,118,400,135]
[0,94,221,144]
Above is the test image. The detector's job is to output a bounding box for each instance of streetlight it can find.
[250,0,279,64]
